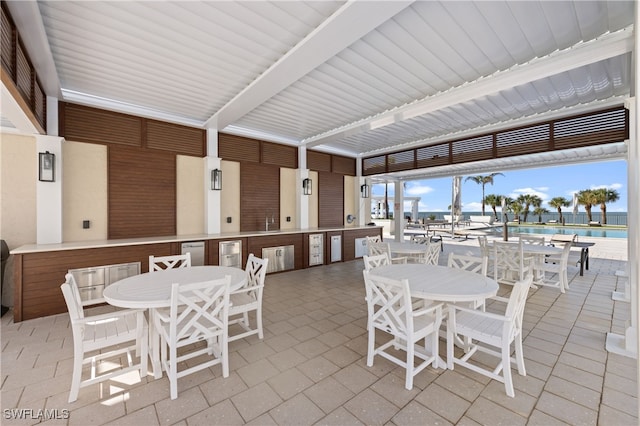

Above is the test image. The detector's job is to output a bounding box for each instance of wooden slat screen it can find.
[240,163,280,231]
[108,146,176,239]
[332,154,356,176]
[1,5,13,78]
[318,171,344,227]
[15,42,31,104]
[364,106,628,176]
[496,124,549,157]
[451,134,493,164]
[62,103,143,147]
[416,143,449,169]
[262,141,297,168]
[307,150,331,172]
[34,80,45,129]
[388,149,414,172]
[219,133,261,163]
[146,119,205,156]
[553,108,627,149]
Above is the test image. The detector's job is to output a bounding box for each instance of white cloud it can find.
[463,201,483,211]
[509,187,549,201]
[405,182,435,196]
[590,183,623,190]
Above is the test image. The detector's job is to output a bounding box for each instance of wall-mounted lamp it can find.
[360,183,370,198]
[302,178,312,195]
[39,151,55,182]
[211,168,222,190]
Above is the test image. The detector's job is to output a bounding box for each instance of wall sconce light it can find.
[360,183,370,198]
[39,151,55,182]
[211,168,222,190]
[302,178,312,195]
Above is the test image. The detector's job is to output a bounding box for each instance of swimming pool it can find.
[509,225,627,239]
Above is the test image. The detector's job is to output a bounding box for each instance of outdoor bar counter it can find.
[10,225,382,322]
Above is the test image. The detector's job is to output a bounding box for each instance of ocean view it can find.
[404,211,629,226]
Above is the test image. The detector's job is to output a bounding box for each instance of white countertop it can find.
[11,225,382,254]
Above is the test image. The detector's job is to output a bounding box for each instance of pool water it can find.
[509,225,627,239]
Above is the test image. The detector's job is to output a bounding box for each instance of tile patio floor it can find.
[1,234,637,425]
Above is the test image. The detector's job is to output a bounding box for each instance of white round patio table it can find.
[103,265,247,309]
[369,263,498,303]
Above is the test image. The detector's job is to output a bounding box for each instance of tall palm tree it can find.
[517,194,541,223]
[548,197,571,223]
[484,194,501,221]
[501,196,513,222]
[465,173,504,215]
[533,206,549,223]
[577,189,597,222]
[509,198,524,222]
[592,188,620,225]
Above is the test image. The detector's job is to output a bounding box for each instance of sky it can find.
[370,159,628,214]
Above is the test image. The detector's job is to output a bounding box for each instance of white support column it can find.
[606,96,638,359]
[393,181,403,242]
[297,146,310,229]
[356,158,370,226]
[205,129,221,234]
[36,135,64,244]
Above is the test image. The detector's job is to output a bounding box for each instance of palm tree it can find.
[592,188,620,225]
[533,206,549,223]
[517,194,541,223]
[484,194,501,221]
[465,173,504,216]
[577,189,597,222]
[500,196,513,222]
[509,198,524,223]
[548,197,571,224]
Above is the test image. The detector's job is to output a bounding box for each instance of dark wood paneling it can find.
[307,150,331,172]
[1,5,14,79]
[61,102,143,147]
[318,171,344,228]
[15,243,171,321]
[146,119,205,156]
[332,155,356,176]
[247,234,304,271]
[109,146,176,239]
[240,163,280,232]
[219,133,260,163]
[343,228,382,262]
[262,141,297,168]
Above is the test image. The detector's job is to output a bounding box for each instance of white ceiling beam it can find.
[304,27,634,148]
[5,0,61,97]
[206,0,414,130]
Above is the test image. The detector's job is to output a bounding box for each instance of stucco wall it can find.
[220,160,240,233]
[176,155,205,235]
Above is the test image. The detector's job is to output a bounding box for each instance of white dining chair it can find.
[153,276,230,400]
[477,235,494,276]
[61,273,148,403]
[493,241,532,286]
[446,274,533,397]
[362,270,443,390]
[422,240,441,265]
[228,254,268,342]
[149,252,191,272]
[362,253,390,271]
[368,241,407,264]
[534,241,573,293]
[518,235,545,246]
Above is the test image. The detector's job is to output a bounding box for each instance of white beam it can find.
[304,28,634,148]
[207,1,413,130]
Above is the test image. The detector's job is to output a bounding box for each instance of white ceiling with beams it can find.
[2,0,635,179]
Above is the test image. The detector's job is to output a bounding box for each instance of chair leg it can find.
[256,305,264,339]
[502,344,515,398]
[405,340,414,390]
[169,344,178,400]
[68,344,83,403]
[514,335,526,376]
[366,326,375,367]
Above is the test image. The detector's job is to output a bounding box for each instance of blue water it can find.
[509,225,627,239]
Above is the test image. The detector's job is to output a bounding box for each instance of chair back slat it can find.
[363,271,413,338]
[363,254,390,271]
[423,241,441,265]
[149,253,191,272]
[447,253,487,276]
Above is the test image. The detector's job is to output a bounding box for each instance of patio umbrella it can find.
[572,193,578,224]
[451,176,462,235]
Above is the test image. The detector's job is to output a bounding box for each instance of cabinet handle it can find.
[79,286,98,292]
[81,270,98,275]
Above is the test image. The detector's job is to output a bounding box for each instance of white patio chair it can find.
[518,235,545,245]
[493,241,532,286]
[228,254,268,342]
[365,235,382,244]
[61,273,148,403]
[362,270,443,390]
[422,240,441,265]
[534,241,572,293]
[152,276,231,400]
[368,241,407,264]
[149,252,191,272]
[478,235,494,276]
[362,253,390,271]
[446,274,533,397]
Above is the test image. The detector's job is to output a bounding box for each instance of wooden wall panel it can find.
[240,163,280,231]
[146,119,205,156]
[318,171,344,227]
[247,234,304,271]
[61,103,142,147]
[307,150,331,172]
[109,146,176,239]
[332,155,356,176]
[1,5,13,78]
[219,133,260,163]
[262,141,297,168]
